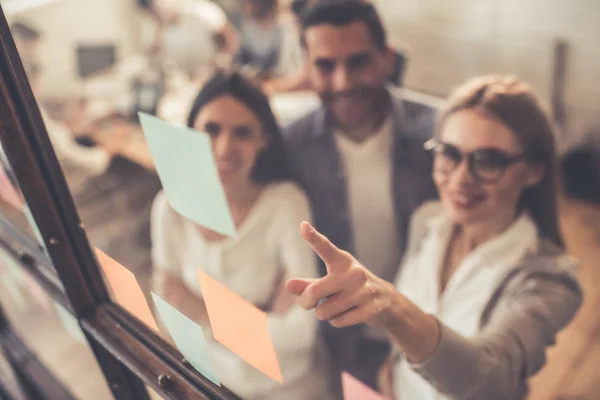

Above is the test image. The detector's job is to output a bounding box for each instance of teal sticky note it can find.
[138,113,235,237]
[151,292,221,386]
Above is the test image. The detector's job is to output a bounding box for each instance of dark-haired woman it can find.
[151,71,328,399]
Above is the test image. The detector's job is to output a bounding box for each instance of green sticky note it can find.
[151,292,221,386]
[138,113,235,237]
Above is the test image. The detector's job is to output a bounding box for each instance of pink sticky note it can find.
[0,167,23,210]
[95,248,159,332]
[342,371,388,400]
[198,270,283,383]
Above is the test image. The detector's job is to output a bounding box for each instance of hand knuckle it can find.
[299,299,312,310]
[366,283,378,297]
[340,250,354,262]
[315,307,327,320]
[305,284,320,302]
[350,266,368,283]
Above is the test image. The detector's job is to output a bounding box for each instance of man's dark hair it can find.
[10,21,40,41]
[300,1,386,50]
[290,0,308,17]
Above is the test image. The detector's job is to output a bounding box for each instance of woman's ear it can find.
[259,130,270,151]
[524,162,545,187]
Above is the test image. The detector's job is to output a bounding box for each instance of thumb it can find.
[286,278,313,296]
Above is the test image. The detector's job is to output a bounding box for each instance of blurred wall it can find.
[375,0,600,150]
[5,0,142,99]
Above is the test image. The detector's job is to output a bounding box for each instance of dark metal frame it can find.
[0,4,237,400]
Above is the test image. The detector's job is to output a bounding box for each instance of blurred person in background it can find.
[231,0,285,77]
[138,0,238,78]
[261,0,311,92]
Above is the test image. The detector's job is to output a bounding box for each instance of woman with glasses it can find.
[285,75,582,399]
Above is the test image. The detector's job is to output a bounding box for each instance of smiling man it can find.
[282,0,438,392]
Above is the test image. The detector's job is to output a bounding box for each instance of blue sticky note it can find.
[151,292,221,386]
[138,113,235,237]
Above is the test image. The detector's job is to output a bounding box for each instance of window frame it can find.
[0,5,238,400]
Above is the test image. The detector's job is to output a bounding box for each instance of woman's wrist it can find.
[378,289,441,363]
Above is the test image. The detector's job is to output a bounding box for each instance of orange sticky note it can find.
[198,270,283,383]
[342,371,388,400]
[95,248,159,332]
[0,167,23,210]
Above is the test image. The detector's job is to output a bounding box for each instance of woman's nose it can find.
[449,158,476,186]
[213,134,234,158]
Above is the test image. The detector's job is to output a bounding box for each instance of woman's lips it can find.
[448,191,487,209]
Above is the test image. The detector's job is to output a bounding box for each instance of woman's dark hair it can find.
[291,0,308,17]
[436,75,564,248]
[187,70,292,184]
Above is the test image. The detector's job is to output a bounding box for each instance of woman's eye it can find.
[439,145,462,164]
[233,126,253,139]
[474,151,510,171]
[475,154,509,171]
[204,122,220,137]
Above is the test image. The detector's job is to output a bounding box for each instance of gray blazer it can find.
[282,94,439,281]
[407,237,582,400]
[282,93,439,389]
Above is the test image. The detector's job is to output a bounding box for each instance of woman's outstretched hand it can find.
[286,221,401,328]
[286,222,441,363]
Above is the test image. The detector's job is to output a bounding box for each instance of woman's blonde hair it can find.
[436,75,564,247]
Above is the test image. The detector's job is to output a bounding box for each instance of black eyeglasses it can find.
[424,139,527,183]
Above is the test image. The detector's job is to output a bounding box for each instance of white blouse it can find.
[151,182,329,400]
[393,201,540,400]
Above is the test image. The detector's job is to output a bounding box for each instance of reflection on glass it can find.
[0,346,28,400]
[0,142,49,255]
[0,247,114,400]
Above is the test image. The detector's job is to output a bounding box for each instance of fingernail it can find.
[301,221,314,234]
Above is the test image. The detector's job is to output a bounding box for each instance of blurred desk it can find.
[119,132,155,172]
[82,54,150,101]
